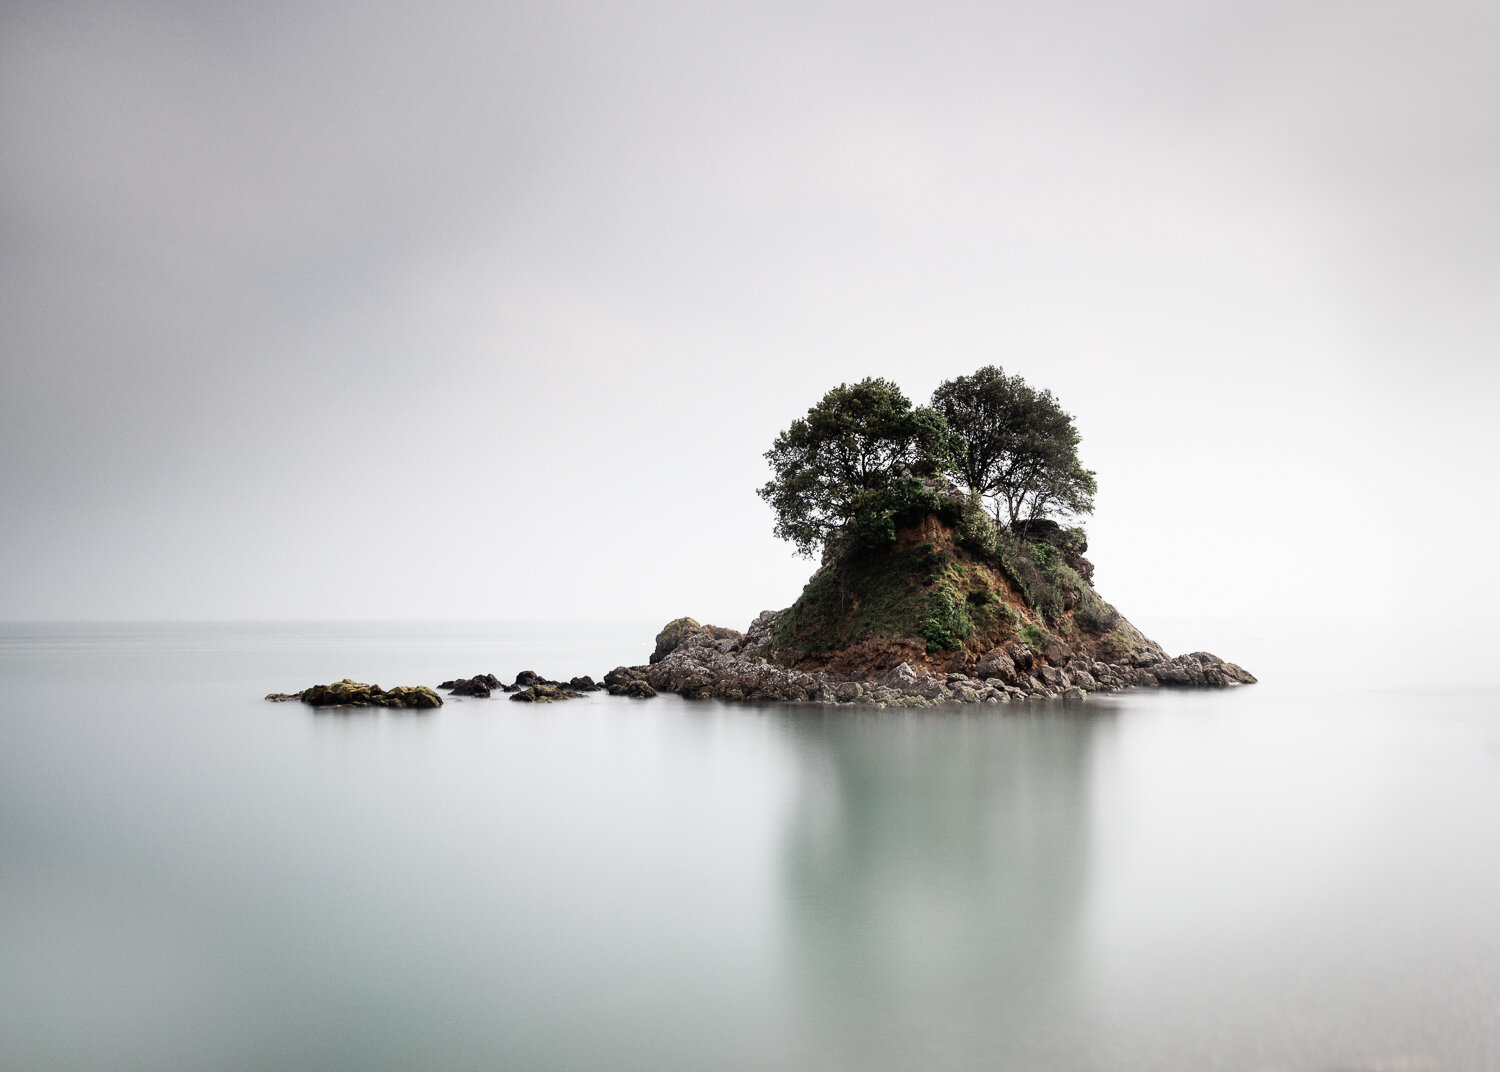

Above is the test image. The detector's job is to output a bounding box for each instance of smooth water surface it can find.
[2,621,1497,1071]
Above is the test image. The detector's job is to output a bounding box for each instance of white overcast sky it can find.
[2,0,1496,631]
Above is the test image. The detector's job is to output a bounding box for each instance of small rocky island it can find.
[599,495,1253,708]
[267,368,1252,709]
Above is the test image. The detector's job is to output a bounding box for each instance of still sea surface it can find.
[1,619,1497,1072]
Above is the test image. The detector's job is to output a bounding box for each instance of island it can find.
[268,367,1252,708]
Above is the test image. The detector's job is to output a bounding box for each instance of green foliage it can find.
[957,490,999,555]
[770,542,953,659]
[931,365,1097,527]
[1074,590,1120,634]
[758,378,963,558]
[920,582,973,653]
[1019,624,1048,651]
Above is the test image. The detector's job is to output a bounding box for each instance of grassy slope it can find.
[768,513,1157,674]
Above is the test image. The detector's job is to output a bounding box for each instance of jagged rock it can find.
[1006,641,1034,672]
[742,610,782,654]
[288,679,443,709]
[444,674,498,697]
[512,670,541,689]
[877,662,922,689]
[651,617,702,663]
[1036,665,1069,689]
[384,686,444,709]
[1222,663,1257,685]
[608,679,658,698]
[975,647,1018,684]
[509,684,581,703]
[1042,638,1073,667]
[569,676,600,691]
[264,692,299,702]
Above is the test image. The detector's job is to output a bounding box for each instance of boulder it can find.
[1042,637,1073,667]
[568,676,600,691]
[877,661,922,690]
[608,679,658,699]
[1005,641,1034,672]
[651,617,703,664]
[509,684,581,703]
[975,647,1018,684]
[1036,665,1069,689]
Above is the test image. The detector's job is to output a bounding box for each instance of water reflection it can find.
[776,706,1103,1069]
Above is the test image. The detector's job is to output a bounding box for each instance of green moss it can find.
[1019,624,1048,651]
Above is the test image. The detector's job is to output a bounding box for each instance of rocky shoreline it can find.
[266,612,1254,710]
[598,612,1255,708]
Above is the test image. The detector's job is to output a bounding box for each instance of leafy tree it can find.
[758,378,958,558]
[930,365,1096,528]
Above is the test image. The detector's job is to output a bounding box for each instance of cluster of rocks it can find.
[265,617,1254,712]
[265,679,444,709]
[436,670,602,702]
[598,614,1255,708]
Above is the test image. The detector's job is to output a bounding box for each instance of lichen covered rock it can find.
[282,679,443,709]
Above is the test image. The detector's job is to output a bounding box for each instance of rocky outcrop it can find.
[602,666,659,697]
[651,617,745,664]
[602,617,1256,708]
[440,673,502,697]
[268,679,443,709]
[510,683,583,703]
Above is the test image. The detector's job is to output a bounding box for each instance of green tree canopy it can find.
[758,378,958,558]
[930,365,1096,527]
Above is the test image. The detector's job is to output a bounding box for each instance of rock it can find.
[1036,664,1069,689]
[385,685,443,709]
[877,662,922,690]
[291,679,443,709]
[651,617,703,663]
[1042,637,1073,667]
[975,647,1018,684]
[1060,687,1087,703]
[603,665,648,688]
[509,684,581,703]
[742,610,781,653]
[512,670,541,689]
[568,676,600,691]
[1222,663,1257,685]
[445,675,493,697]
[264,692,299,702]
[1005,641,1034,672]
[608,679,658,699]
[1070,669,1099,691]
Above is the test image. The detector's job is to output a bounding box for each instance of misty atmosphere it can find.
[3,2,1499,1070]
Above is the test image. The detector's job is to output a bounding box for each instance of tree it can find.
[758,378,958,558]
[930,366,1096,528]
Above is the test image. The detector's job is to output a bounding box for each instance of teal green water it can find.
[1,622,1497,1071]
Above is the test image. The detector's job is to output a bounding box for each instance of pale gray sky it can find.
[2,0,1496,629]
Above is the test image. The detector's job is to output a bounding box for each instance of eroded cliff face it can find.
[766,510,1164,679]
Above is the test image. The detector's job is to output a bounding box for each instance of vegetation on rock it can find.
[931,365,1096,526]
[759,368,1151,675]
[757,377,961,558]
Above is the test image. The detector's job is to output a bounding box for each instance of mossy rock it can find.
[651,617,703,664]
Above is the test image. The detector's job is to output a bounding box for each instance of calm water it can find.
[2,620,1497,1072]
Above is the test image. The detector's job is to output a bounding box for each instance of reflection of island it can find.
[777,708,1103,1069]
